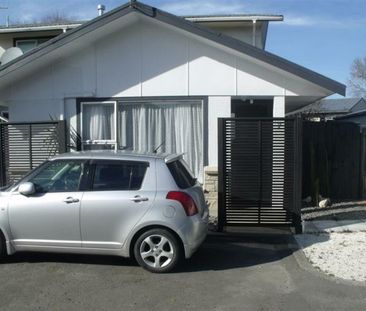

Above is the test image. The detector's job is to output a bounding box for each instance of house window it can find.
[81,102,117,151]
[15,37,54,53]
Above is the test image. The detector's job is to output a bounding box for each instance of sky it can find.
[0,0,365,96]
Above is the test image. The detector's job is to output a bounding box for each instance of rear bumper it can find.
[180,209,209,259]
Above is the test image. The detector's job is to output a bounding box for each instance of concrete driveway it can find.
[0,231,365,311]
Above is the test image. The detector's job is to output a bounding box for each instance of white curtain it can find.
[118,101,203,181]
[82,104,115,141]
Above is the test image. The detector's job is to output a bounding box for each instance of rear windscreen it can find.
[167,159,196,189]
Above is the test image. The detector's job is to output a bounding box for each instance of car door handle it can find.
[130,196,149,203]
[63,197,79,204]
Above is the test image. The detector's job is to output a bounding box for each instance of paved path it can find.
[0,232,365,311]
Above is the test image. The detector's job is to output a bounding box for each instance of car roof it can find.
[50,150,183,163]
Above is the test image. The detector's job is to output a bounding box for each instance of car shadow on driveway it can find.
[2,251,135,267]
[178,233,296,272]
[2,232,298,273]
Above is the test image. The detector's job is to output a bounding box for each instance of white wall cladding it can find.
[208,96,231,166]
[95,25,142,97]
[189,40,236,95]
[205,23,265,49]
[9,99,63,122]
[140,23,189,96]
[3,16,329,104]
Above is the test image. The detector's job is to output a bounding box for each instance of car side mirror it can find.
[18,182,36,196]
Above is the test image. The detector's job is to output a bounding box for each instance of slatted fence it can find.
[0,121,66,187]
[218,118,302,232]
[302,121,364,202]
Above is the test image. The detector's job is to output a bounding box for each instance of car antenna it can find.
[153,140,165,153]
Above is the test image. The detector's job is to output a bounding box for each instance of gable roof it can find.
[0,1,346,95]
[289,98,365,115]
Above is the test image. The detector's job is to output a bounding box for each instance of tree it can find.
[38,12,74,24]
[348,54,366,97]
[10,11,74,26]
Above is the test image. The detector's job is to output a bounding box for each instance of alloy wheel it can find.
[139,234,174,269]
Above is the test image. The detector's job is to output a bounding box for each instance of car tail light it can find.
[166,191,198,216]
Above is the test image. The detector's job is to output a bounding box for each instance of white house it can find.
[0,1,345,212]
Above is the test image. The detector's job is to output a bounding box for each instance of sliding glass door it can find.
[118,100,203,180]
[80,99,203,180]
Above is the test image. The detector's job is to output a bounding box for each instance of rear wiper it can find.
[153,140,165,153]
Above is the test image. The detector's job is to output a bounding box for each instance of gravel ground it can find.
[302,202,366,221]
[295,232,366,283]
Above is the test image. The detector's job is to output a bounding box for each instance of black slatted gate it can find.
[0,121,66,187]
[218,118,302,233]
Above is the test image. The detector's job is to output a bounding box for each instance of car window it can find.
[167,159,197,189]
[92,161,148,191]
[29,160,85,193]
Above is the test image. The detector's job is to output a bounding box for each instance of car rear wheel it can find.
[134,229,181,273]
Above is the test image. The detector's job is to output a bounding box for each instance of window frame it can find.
[13,36,55,53]
[80,101,118,151]
[85,159,150,192]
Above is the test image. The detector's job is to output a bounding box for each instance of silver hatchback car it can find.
[0,151,208,273]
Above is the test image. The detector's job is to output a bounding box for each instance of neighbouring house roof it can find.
[0,14,281,34]
[288,98,365,115]
[0,22,83,33]
[0,1,346,95]
[0,14,283,33]
[335,109,366,120]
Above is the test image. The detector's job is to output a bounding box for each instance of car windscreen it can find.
[167,159,197,189]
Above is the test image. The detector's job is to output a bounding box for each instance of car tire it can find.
[134,228,181,273]
[0,232,6,261]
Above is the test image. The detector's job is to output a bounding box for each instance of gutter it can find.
[184,15,284,23]
[0,23,82,34]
